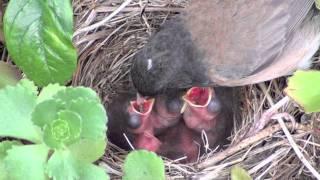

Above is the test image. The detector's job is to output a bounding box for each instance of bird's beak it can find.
[130,93,155,115]
[181,87,213,113]
[127,94,155,132]
[180,87,217,131]
[129,94,161,152]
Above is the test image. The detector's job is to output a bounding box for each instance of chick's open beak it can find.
[181,87,213,113]
[127,93,162,152]
[127,93,155,133]
[181,87,218,131]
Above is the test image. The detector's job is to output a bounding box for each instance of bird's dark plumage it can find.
[131,0,320,96]
[130,19,210,96]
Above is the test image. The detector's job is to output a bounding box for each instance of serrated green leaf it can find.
[37,83,66,104]
[77,163,109,180]
[47,150,108,180]
[57,111,82,141]
[4,144,49,180]
[3,0,77,86]
[33,88,107,141]
[0,141,22,180]
[32,99,65,128]
[54,87,101,103]
[54,87,106,139]
[285,70,320,113]
[0,79,41,142]
[231,166,252,180]
[19,79,38,95]
[69,138,106,163]
[47,150,79,180]
[0,141,22,159]
[33,87,104,132]
[68,98,107,139]
[123,150,165,180]
[43,111,82,149]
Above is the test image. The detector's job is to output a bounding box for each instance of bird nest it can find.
[72,0,320,179]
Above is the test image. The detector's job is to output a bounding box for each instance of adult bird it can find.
[129,0,320,136]
[131,0,320,96]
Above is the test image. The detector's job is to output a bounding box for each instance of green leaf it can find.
[33,87,105,133]
[56,111,82,142]
[32,87,107,153]
[68,98,107,139]
[43,111,82,149]
[53,88,106,140]
[0,141,22,180]
[316,0,320,10]
[19,79,38,95]
[47,0,74,35]
[32,99,65,128]
[0,163,6,180]
[4,144,49,180]
[37,83,66,104]
[46,150,79,180]
[54,87,101,103]
[0,79,41,142]
[77,163,109,180]
[0,141,22,159]
[231,166,252,180]
[3,0,77,86]
[47,150,108,180]
[68,138,107,163]
[123,150,165,180]
[33,89,107,142]
[285,70,320,113]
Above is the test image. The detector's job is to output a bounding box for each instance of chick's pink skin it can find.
[128,95,182,132]
[151,95,182,131]
[127,98,154,134]
[127,97,160,152]
[127,90,219,160]
[157,121,200,162]
[182,87,219,132]
[178,125,200,162]
[127,93,184,153]
[134,131,162,152]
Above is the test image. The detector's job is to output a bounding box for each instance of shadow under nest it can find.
[72,0,320,179]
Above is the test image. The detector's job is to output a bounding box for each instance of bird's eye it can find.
[127,114,141,129]
[166,98,183,113]
[207,98,221,113]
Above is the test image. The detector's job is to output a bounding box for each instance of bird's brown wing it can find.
[183,0,315,86]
